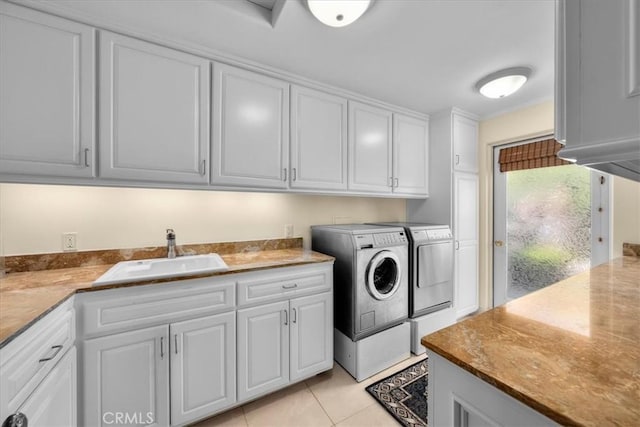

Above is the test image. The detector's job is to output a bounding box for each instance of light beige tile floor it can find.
[192,353,426,427]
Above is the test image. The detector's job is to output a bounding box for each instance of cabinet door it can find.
[170,312,236,426]
[212,63,289,189]
[237,301,289,401]
[0,3,95,178]
[290,86,347,190]
[348,101,393,193]
[452,114,478,173]
[18,347,77,427]
[455,241,479,319]
[99,31,210,184]
[393,114,429,196]
[454,172,479,319]
[84,325,169,427]
[290,293,333,382]
[454,172,479,242]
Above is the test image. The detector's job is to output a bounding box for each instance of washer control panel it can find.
[373,232,407,247]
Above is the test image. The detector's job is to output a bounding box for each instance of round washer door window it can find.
[366,250,402,300]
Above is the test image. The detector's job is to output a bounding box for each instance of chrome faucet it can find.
[166,229,176,259]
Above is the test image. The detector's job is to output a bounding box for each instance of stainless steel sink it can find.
[93,254,229,286]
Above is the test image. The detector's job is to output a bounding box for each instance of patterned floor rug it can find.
[366,357,428,427]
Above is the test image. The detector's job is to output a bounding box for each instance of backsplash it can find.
[0,184,405,256]
[4,237,302,273]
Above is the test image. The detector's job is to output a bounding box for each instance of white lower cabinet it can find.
[237,300,290,401]
[238,292,332,401]
[18,347,77,427]
[83,325,170,427]
[289,293,333,382]
[83,314,236,426]
[80,262,333,426]
[170,312,236,425]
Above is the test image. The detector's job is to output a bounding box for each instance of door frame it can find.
[492,138,611,307]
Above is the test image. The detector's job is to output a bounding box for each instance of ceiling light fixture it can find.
[307,0,371,28]
[475,67,532,99]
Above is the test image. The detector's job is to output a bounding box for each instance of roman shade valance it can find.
[498,138,571,172]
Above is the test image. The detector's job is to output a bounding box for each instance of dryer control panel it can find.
[412,227,452,243]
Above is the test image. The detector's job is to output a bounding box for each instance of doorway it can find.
[492,138,610,306]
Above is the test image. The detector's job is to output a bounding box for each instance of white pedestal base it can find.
[410,307,456,355]
[334,323,410,382]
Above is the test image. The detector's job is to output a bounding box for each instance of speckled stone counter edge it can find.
[3,237,302,273]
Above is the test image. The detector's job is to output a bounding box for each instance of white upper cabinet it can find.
[0,3,95,178]
[393,114,429,196]
[558,0,640,180]
[212,63,290,189]
[348,101,393,193]
[290,86,348,191]
[99,31,210,184]
[452,114,478,173]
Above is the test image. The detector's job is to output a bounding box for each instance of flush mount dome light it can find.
[475,67,532,99]
[307,0,371,28]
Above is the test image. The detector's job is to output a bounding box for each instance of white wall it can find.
[478,100,640,311]
[0,184,405,256]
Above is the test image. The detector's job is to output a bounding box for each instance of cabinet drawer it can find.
[80,276,235,338]
[0,300,75,418]
[237,263,332,307]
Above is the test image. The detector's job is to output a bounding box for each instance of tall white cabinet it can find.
[0,3,95,178]
[99,31,210,184]
[407,108,479,319]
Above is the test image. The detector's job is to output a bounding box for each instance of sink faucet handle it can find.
[166,228,175,239]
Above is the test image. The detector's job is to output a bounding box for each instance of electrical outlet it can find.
[62,232,77,251]
[284,224,294,238]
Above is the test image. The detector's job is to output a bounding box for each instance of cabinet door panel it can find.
[83,325,169,427]
[0,3,94,178]
[290,293,333,382]
[19,347,77,427]
[453,114,478,173]
[170,312,236,425]
[99,31,210,184]
[237,301,289,401]
[393,114,429,196]
[455,242,479,319]
[348,101,393,193]
[212,63,289,189]
[454,173,479,241]
[291,86,347,190]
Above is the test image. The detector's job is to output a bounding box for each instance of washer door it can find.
[366,250,402,300]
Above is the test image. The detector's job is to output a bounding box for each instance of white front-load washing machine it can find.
[312,224,409,341]
[311,224,411,381]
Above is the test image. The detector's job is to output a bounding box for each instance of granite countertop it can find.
[421,256,640,426]
[0,247,333,348]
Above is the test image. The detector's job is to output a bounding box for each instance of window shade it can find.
[498,138,571,172]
